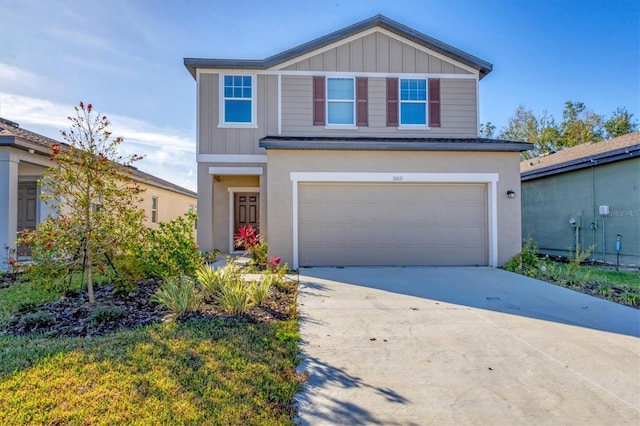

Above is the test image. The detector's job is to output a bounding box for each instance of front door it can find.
[234,192,259,250]
[17,182,38,256]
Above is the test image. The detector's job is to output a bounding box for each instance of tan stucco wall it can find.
[138,182,197,235]
[265,150,522,267]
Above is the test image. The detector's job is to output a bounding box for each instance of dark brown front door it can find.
[234,192,259,250]
[17,182,38,256]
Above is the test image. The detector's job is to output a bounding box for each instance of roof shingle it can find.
[520,132,640,179]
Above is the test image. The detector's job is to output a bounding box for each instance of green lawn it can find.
[0,278,303,425]
[0,280,60,327]
[505,254,640,308]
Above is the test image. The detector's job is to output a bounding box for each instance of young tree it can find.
[498,105,561,159]
[603,107,638,139]
[559,101,604,147]
[24,103,145,304]
[479,121,496,138]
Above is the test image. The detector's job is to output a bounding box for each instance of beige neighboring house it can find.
[0,117,197,268]
[184,14,531,268]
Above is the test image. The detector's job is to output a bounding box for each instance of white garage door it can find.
[298,183,488,266]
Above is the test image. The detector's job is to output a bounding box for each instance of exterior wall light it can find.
[506,190,516,199]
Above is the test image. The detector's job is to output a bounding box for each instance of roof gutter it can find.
[259,139,532,152]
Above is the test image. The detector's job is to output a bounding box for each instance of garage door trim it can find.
[290,172,499,268]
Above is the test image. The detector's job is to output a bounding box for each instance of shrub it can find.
[151,276,202,319]
[620,292,639,306]
[595,283,612,296]
[215,280,252,315]
[196,260,244,300]
[90,305,125,324]
[202,249,222,263]
[15,301,39,314]
[503,238,541,277]
[19,311,55,330]
[137,213,202,279]
[249,276,272,307]
[566,244,594,282]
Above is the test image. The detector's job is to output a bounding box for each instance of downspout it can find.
[591,162,597,260]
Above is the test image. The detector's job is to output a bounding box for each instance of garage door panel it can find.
[299,183,487,266]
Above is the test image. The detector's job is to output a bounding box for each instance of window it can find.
[400,79,427,125]
[327,77,355,125]
[313,76,368,127]
[151,197,158,223]
[221,75,254,125]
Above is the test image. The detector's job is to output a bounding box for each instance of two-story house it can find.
[185,15,531,268]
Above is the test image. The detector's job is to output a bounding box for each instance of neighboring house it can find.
[0,117,197,268]
[184,14,531,268]
[521,132,640,266]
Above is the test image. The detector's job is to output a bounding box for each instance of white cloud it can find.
[0,64,55,94]
[0,92,197,192]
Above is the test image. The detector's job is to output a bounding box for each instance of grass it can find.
[546,262,640,289]
[0,272,303,425]
[0,279,59,327]
[503,249,640,308]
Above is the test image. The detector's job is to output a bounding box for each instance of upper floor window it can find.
[400,79,427,125]
[220,75,256,127]
[327,77,355,126]
[151,196,158,223]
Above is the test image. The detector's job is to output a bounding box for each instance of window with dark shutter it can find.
[312,76,325,126]
[428,78,441,127]
[356,77,368,127]
[386,77,399,127]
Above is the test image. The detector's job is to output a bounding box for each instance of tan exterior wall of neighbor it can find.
[266,150,522,267]
[138,183,197,233]
[281,32,473,75]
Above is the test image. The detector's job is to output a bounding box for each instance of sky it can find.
[1,0,638,192]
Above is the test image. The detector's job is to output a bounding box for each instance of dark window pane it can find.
[225,100,251,122]
[400,103,426,125]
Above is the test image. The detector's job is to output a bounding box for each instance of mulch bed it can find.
[1,277,298,338]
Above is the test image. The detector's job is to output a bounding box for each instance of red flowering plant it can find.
[234,225,260,252]
[234,225,269,268]
[233,225,288,274]
[2,245,21,282]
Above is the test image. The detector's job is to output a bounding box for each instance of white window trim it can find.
[151,196,158,223]
[227,187,260,254]
[326,76,356,127]
[289,172,499,269]
[197,154,267,164]
[208,166,263,175]
[218,74,258,128]
[399,78,428,127]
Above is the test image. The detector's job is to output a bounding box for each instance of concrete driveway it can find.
[295,267,640,425]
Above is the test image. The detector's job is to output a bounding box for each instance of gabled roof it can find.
[0,117,196,198]
[520,131,640,180]
[184,14,493,79]
[260,135,531,152]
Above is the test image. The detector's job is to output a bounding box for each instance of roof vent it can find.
[0,117,20,128]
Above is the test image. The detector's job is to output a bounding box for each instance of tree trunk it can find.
[86,249,95,304]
